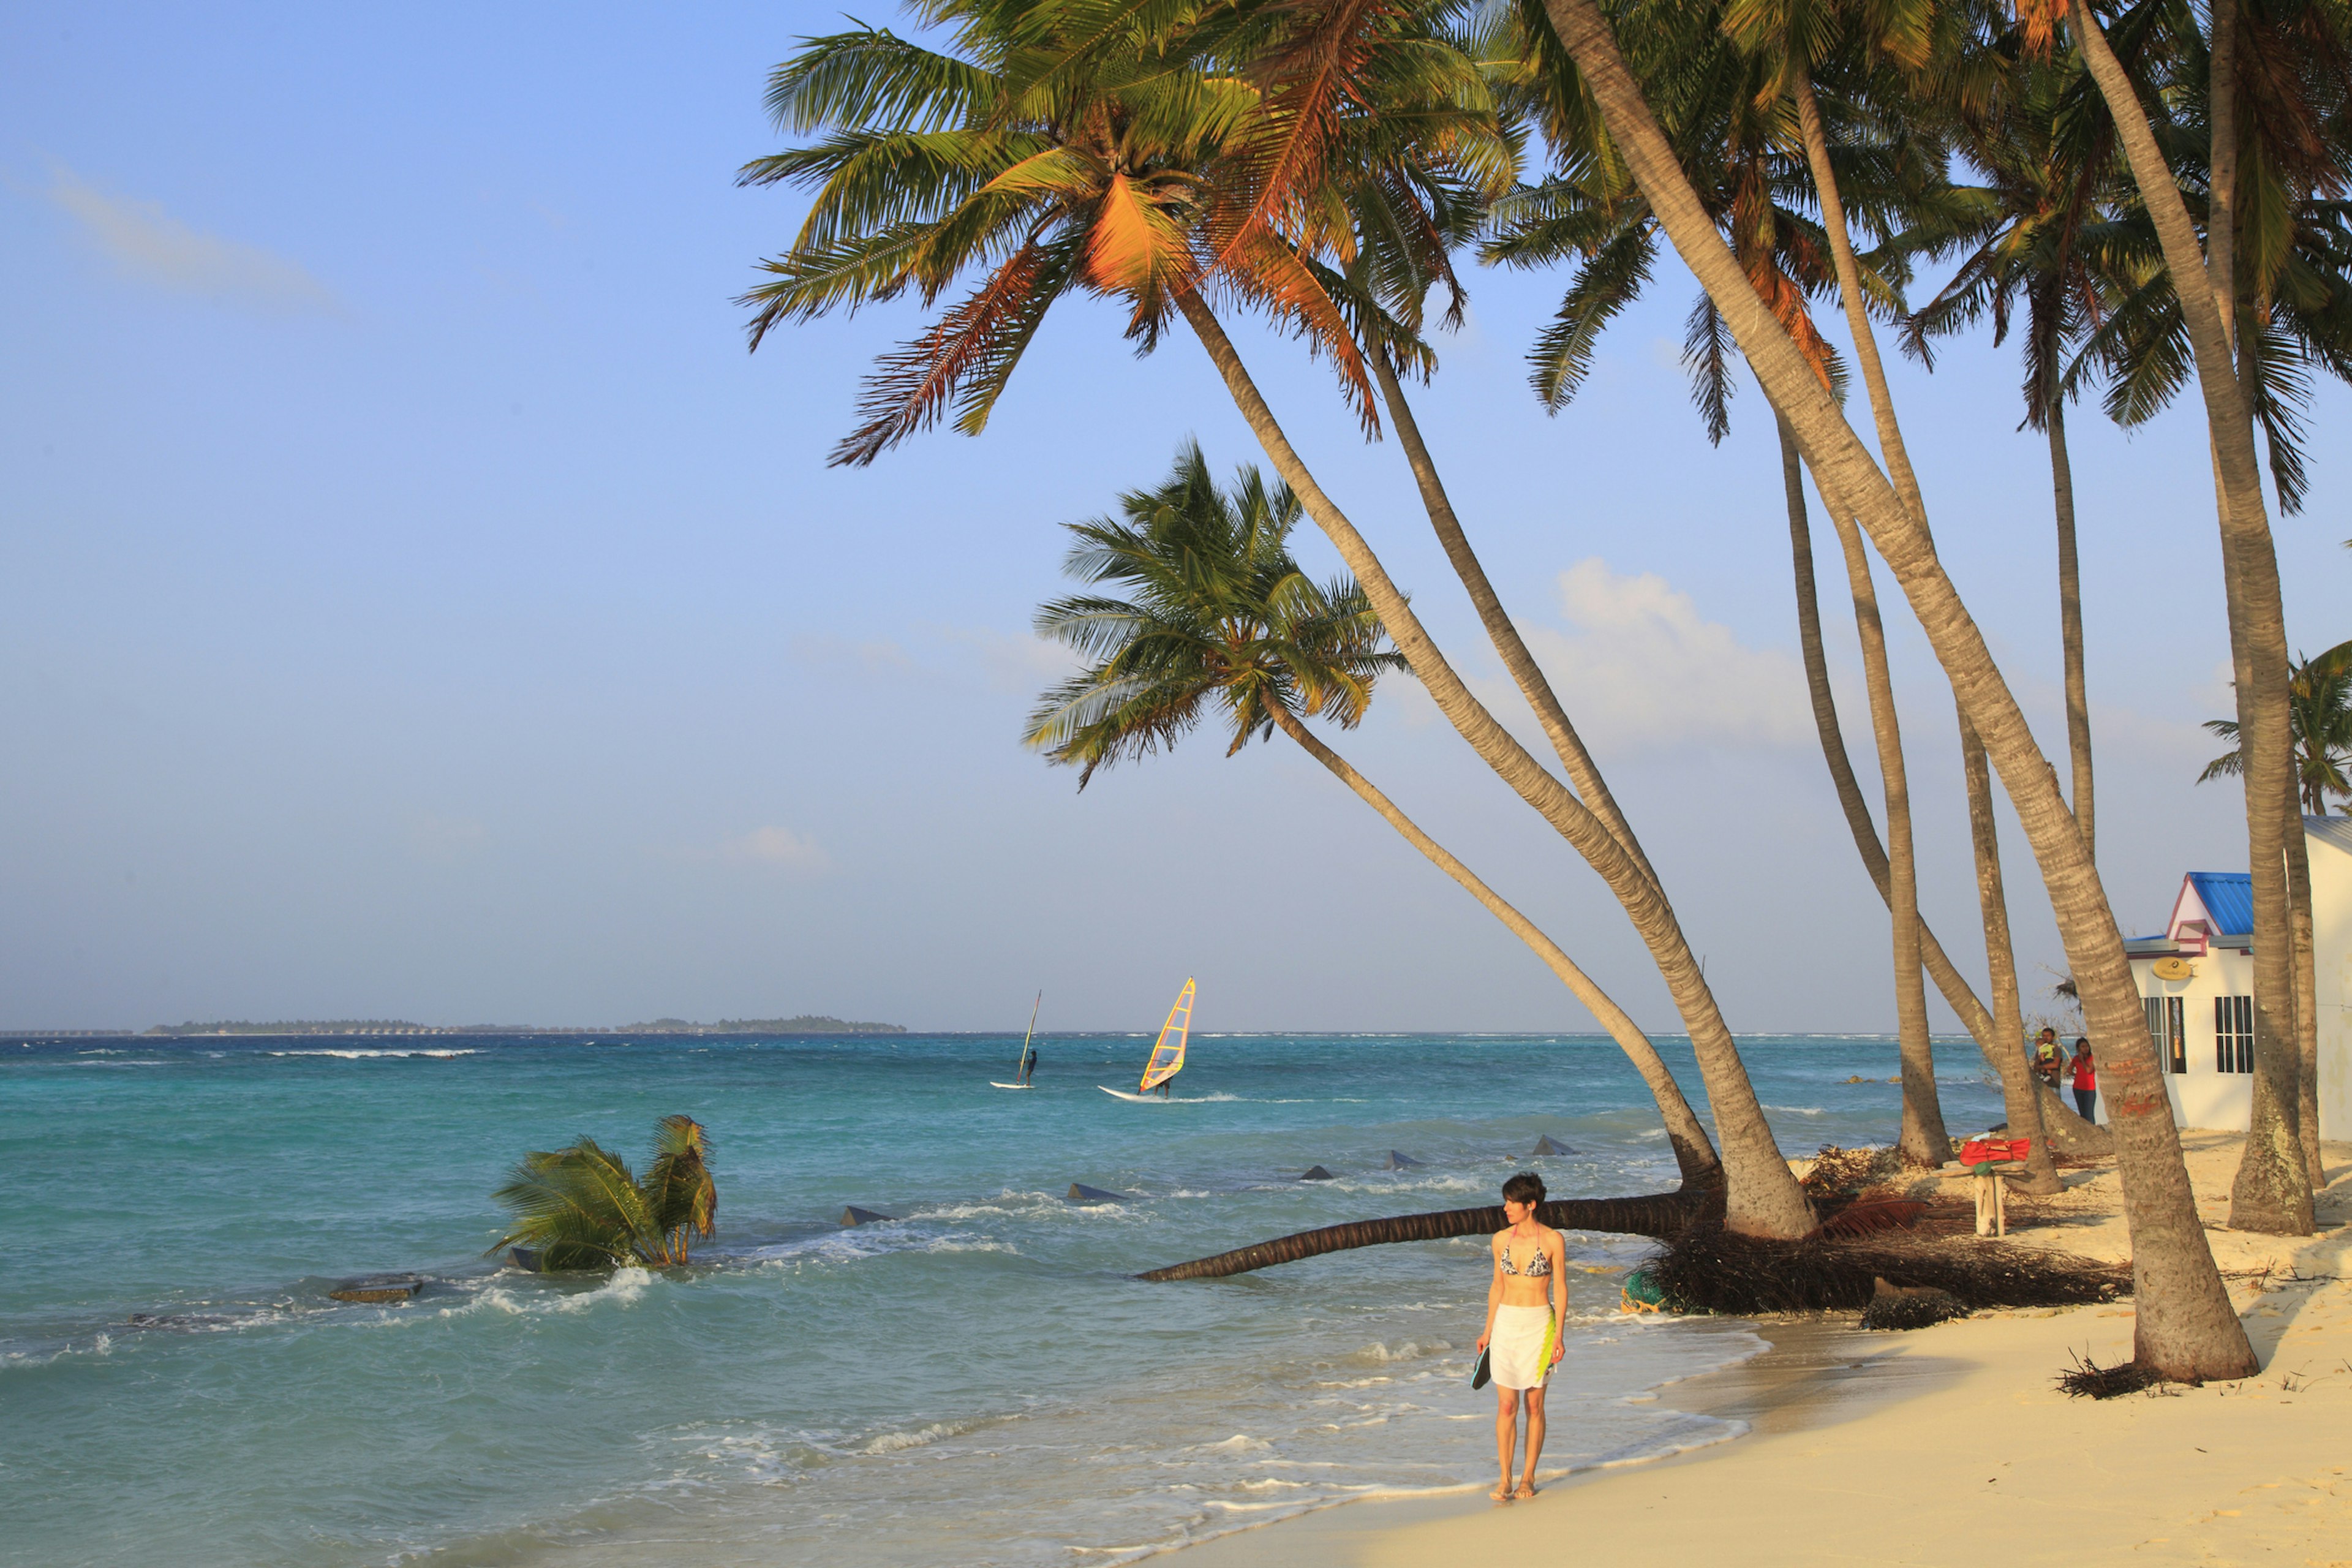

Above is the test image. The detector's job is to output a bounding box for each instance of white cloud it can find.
[724,825,829,872]
[43,164,338,312]
[1518,559,1811,752]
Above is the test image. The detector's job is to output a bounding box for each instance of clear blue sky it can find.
[4,1,2345,1034]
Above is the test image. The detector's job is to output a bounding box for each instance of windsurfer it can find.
[1020,1045,1038,1085]
[1474,1172,1566,1502]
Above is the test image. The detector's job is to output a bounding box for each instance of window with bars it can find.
[2214,996,2255,1074]
[2145,994,2187,1074]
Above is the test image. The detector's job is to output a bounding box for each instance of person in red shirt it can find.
[2067,1039,2097,1121]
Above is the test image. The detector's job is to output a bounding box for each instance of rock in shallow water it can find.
[1859,1278,1969,1331]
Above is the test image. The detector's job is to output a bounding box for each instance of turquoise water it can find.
[1,1032,2000,1567]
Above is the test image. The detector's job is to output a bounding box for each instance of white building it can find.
[2124,818,2352,1139]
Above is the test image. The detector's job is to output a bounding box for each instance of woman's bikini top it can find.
[1499,1235,1553,1277]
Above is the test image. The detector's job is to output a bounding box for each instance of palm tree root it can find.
[1643,1223,2128,1316]
[1134,1193,1699,1282]
[2056,1350,2176,1398]
[2004,1080,2113,1158]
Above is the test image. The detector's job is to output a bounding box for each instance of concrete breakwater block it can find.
[1529,1135,1575,1156]
[841,1206,897,1227]
[1067,1183,1126,1204]
[507,1247,546,1273]
[1385,1150,1422,1169]
[1298,1165,1336,1182]
[328,1276,421,1304]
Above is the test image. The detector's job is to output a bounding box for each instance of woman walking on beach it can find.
[1476,1172,1568,1501]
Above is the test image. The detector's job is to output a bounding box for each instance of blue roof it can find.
[2187,872,2253,937]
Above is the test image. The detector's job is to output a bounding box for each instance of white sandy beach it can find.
[1173,1131,2352,1567]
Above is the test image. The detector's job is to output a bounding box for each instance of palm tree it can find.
[744,1,1818,1237]
[2062,0,2312,1240]
[1536,0,2258,1379]
[1023,443,1724,1184]
[2200,641,2352,813]
[2203,637,2352,1189]
[492,1115,717,1270]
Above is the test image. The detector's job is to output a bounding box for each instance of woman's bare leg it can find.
[1492,1387,1520,1499]
[1515,1387,1547,1497]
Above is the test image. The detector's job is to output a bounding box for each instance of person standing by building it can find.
[2067,1039,2097,1121]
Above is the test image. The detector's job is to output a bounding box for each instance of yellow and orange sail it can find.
[1138,978,1194,1092]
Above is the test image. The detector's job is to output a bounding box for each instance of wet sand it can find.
[1167,1133,2352,1567]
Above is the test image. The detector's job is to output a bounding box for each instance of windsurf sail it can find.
[1138,979,1194,1092]
[1014,992,1041,1074]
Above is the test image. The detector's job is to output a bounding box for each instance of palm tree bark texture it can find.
[1542,0,2255,1378]
[1175,290,1817,1240]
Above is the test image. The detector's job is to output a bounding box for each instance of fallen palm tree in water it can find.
[1135,1193,1700,1282]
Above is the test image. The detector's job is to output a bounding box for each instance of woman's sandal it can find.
[1489,1483,1513,1502]
[1513,1482,1539,1501]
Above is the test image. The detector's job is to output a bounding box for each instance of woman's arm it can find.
[1545,1231,1569,1361]
[1477,1237,1504,1351]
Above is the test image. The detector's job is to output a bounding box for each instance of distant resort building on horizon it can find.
[2125,817,2352,1140]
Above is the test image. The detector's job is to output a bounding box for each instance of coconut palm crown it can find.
[736,2,1513,467]
[1023,442,1403,785]
[2200,638,2352,814]
[491,1115,717,1270]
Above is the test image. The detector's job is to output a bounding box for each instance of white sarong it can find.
[1488,1303,1556,1391]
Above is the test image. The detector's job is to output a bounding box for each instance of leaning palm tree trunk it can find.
[1175,292,1816,1239]
[1959,714,2061,1193]
[1267,706,1719,1185]
[1137,1192,1695,1281]
[1787,67,1950,1163]
[2065,0,2308,1238]
[1367,344,1659,889]
[1782,423,2078,1185]
[1544,0,2255,1379]
[1779,421,2001,1061]
[2286,805,2324,1186]
[1816,472,1948,1165]
[1785,417,2068,1186]
[2048,403,2095,858]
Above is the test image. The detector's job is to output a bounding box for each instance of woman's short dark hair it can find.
[1502,1172,1546,1206]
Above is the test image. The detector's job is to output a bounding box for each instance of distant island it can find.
[616,1017,907,1035]
[134,1015,905,1038]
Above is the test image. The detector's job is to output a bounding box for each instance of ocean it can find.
[1,1030,2003,1567]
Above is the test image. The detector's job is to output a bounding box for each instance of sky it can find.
[3,2,2347,1036]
